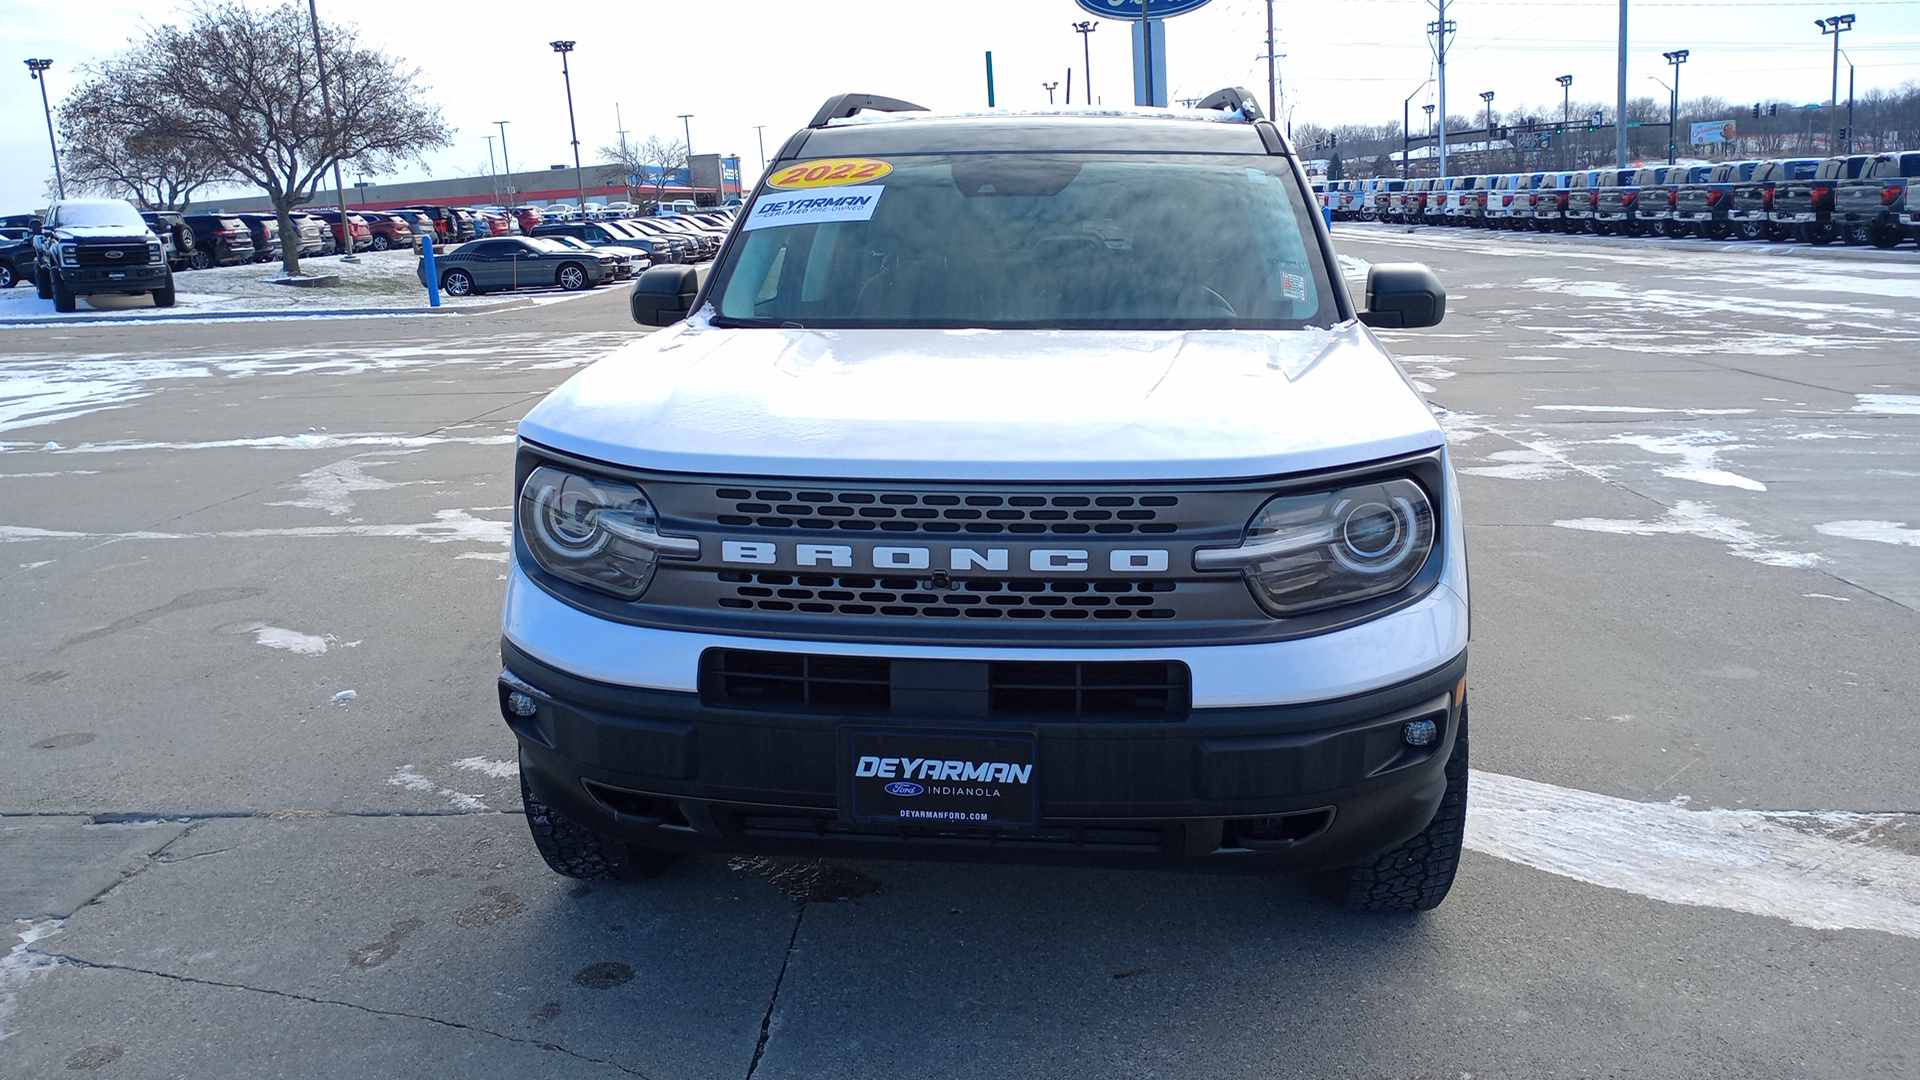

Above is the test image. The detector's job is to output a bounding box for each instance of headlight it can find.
[517,465,697,600]
[1195,477,1435,617]
[59,242,78,267]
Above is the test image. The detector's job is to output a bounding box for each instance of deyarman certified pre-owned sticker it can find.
[742,186,886,231]
[766,158,893,189]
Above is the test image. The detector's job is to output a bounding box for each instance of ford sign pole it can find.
[422,235,440,308]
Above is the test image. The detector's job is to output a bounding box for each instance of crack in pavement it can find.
[743,902,806,1080]
[35,952,656,1077]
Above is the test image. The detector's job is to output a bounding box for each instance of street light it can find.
[23,58,63,199]
[1662,49,1689,165]
[1402,78,1433,180]
[1072,21,1096,106]
[1838,48,1855,152]
[495,121,514,208]
[678,114,695,205]
[753,125,767,172]
[1817,16,1855,151]
[1042,81,1059,105]
[550,41,586,214]
[1557,74,1574,169]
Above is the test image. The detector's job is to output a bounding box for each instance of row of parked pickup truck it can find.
[1316,151,1920,248]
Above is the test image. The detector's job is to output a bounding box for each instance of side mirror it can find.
[1357,263,1446,329]
[630,264,705,327]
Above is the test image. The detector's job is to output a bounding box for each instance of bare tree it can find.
[59,65,233,209]
[605,135,686,214]
[70,2,451,274]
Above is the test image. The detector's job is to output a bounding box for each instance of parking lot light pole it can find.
[1403,79,1432,181]
[24,59,63,199]
[754,125,767,171]
[1043,81,1058,105]
[678,114,694,205]
[550,41,585,213]
[494,121,514,208]
[1557,75,1573,168]
[1817,16,1854,151]
[1073,21,1096,106]
[308,0,355,262]
[1663,50,1688,165]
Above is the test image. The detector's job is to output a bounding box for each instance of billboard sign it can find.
[1691,120,1737,145]
[1074,0,1213,18]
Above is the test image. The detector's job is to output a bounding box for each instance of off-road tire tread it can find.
[520,768,675,881]
[1338,703,1469,914]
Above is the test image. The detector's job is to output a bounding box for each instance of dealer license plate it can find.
[847,730,1036,827]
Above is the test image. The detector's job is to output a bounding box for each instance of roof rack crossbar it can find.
[808,93,930,129]
[1193,87,1264,121]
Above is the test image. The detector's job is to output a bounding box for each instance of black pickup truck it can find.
[1832,151,1920,249]
[32,198,175,312]
[1728,158,1818,241]
[1671,161,1756,240]
[1772,154,1871,244]
[1591,167,1656,236]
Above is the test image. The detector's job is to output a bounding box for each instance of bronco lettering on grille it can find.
[718,542,1171,574]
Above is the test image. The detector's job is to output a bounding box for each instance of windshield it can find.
[708,153,1334,330]
[57,201,149,229]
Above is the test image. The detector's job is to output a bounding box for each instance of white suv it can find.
[501,89,1470,912]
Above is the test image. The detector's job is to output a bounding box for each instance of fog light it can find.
[506,691,538,718]
[1402,718,1438,747]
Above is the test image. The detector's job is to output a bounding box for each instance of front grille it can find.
[699,649,1191,720]
[712,487,1179,536]
[75,243,153,268]
[716,571,1176,621]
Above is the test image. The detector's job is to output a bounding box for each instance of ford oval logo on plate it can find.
[884,782,924,797]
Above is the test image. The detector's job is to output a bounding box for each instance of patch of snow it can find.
[387,768,433,792]
[1609,431,1766,492]
[1815,520,1920,547]
[330,689,358,704]
[1553,500,1822,568]
[1,918,65,1038]
[456,551,510,563]
[451,757,516,780]
[1853,394,1920,415]
[1536,404,1755,415]
[268,457,439,517]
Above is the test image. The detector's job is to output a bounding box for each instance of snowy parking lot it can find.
[1,235,1917,1077]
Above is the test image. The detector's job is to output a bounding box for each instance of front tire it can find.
[152,274,176,308]
[36,266,52,299]
[0,263,13,290]
[1334,703,1469,913]
[521,766,678,881]
[51,272,75,313]
[556,262,589,291]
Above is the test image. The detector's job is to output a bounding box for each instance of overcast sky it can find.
[4,0,1918,211]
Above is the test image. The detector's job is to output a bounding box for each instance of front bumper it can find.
[58,265,168,291]
[503,637,1467,871]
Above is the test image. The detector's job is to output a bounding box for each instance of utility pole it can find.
[1141,0,1154,108]
[309,0,355,261]
[753,125,767,171]
[679,113,694,204]
[1616,0,1628,167]
[1265,0,1278,122]
[23,59,63,199]
[1073,21,1096,108]
[1427,0,1455,180]
[494,121,514,208]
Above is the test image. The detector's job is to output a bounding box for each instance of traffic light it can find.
[1752,103,1761,118]
[1768,103,1778,116]
[1330,133,1338,148]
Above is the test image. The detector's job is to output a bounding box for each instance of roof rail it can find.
[808,93,929,129]
[1192,87,1264,121]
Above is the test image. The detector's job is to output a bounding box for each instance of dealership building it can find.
[204,154,743,214]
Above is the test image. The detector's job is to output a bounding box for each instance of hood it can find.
[518,321,1444,482]
[57,225,156,241]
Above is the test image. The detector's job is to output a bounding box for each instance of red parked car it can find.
[354,211,418,251]
[306,209,374,249]
[509,205,544,233]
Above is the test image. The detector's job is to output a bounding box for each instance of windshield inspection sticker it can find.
[766,158,893,189]
[743,185,886,231]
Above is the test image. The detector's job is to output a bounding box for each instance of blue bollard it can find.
[422,235,440,308]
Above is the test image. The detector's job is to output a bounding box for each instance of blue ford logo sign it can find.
[884,781,924,797]
[1073,0,1214,18]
